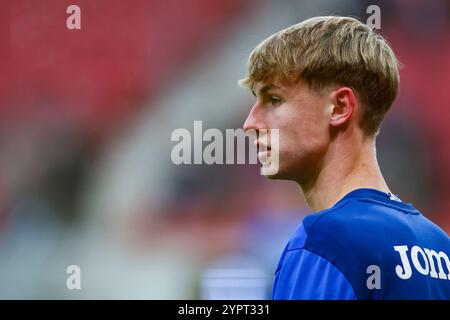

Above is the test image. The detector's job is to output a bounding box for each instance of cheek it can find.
[280,103,328,151]
[287,104,324,132]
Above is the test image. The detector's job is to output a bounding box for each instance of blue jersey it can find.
[272,188,450,300]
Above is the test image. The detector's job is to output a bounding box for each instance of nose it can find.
[243,102,266,132]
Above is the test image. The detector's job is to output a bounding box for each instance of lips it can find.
[256,141,272,164]
[255,140,271,152]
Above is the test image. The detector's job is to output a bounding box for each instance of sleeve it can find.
[272,248,357,300]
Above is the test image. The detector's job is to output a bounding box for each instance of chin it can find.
[260,159,305,182]
[260,163,291,180]
[264,171,295,181]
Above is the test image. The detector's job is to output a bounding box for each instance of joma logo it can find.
[394,245,450,280]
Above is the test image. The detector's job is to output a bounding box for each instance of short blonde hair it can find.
[239,16,400,135]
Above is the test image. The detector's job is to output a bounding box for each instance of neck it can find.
[298,135,391,212]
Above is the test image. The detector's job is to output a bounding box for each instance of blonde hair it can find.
[239,16,400,135]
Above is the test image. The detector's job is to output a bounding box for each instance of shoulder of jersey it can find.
[302,196,394,248]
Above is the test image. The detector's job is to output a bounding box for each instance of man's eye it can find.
[269,96,282,105]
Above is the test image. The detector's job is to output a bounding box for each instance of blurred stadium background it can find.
[0,0,449,299]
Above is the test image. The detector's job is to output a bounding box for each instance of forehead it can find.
[252,83,278,95]
[252,80,290,95]
[252,79,307,97]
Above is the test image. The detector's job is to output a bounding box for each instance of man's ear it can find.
[329,87,356,127]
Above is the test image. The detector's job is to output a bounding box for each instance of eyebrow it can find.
[251,84,280,97]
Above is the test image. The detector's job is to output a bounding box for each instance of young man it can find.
[240,16,450,299]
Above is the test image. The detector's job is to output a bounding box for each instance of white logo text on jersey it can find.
[394,245,450,280]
